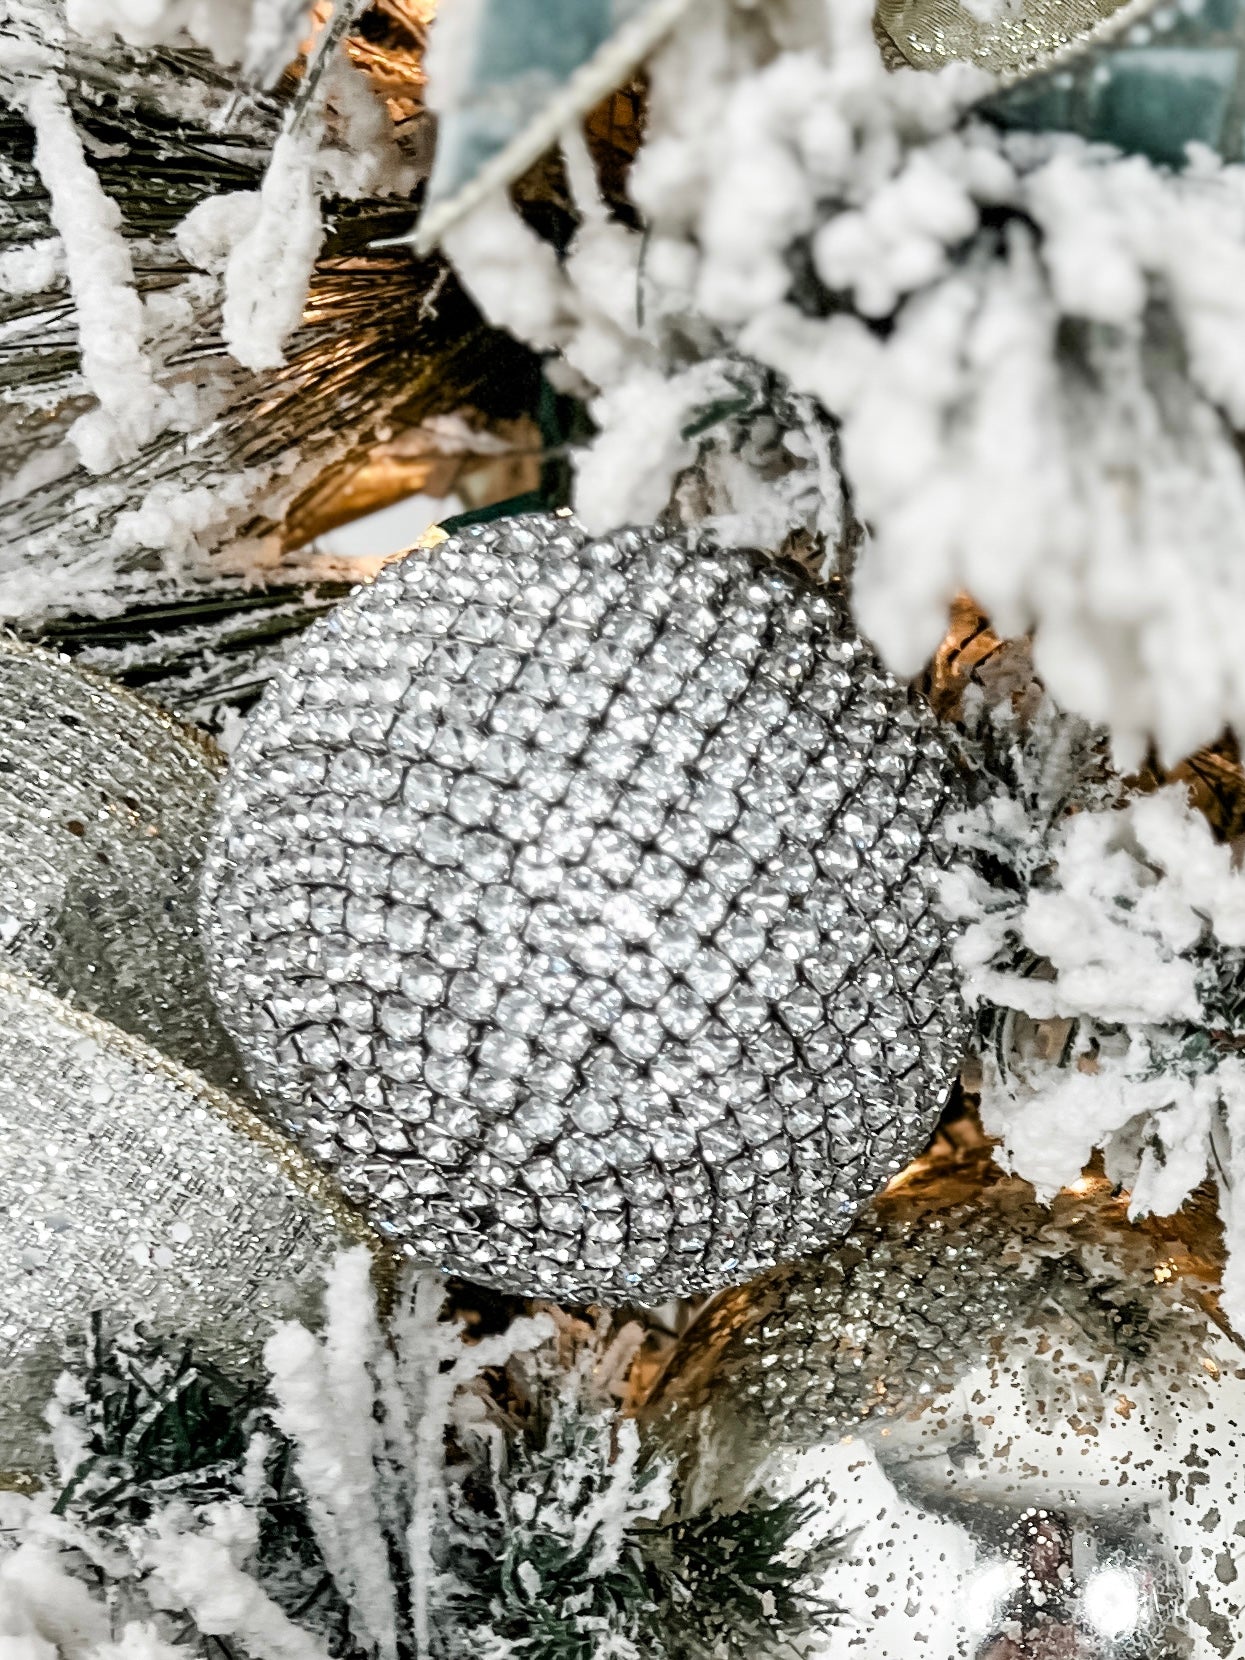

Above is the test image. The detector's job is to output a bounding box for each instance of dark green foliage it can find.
[950,701,1120,1079]
[647,1489,845,1660]
[439,1375,663,1659]
[956,691,1245,1114]
[53,1314,264,1524]
[430,1350,842,1660]
[444,1456,841,1660]
[51,1317,353,1652]
[47,1319,843,1660]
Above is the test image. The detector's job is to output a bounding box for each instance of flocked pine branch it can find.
[940,678,1245,1330]
[0,1252,842,1660]
[437,0,1245,764]
[0,0,536,623]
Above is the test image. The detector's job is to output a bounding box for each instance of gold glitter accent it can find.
[0,1471,40,1495]
[874,0,1151,81]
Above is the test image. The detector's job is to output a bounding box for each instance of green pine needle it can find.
[647,1488,846,1660]
[44,1317,842,1660]
[52,1315,262,1523]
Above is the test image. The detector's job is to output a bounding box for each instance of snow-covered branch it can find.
[439,0,1245,762]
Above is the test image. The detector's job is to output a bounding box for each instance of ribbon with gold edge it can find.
[0,646,381,1476]
[876,0,1245,166]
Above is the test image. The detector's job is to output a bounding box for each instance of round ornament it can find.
[201,514,968,1302]
[648,1156,1245,1660]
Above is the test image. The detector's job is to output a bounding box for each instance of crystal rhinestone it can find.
[202,515,968,1302]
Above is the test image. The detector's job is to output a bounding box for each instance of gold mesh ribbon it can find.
[875,0,1138,79]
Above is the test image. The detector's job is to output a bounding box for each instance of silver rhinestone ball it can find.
[201,515,967,1301]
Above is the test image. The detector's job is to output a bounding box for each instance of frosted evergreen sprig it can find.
[0,1,537,623]
[1,1254,840,1660]
[438,0,1245,762]
[940,682,1245,1328]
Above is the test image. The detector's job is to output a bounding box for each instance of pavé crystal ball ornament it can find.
[648,1155,1245,1660]
[201,514,968,1300]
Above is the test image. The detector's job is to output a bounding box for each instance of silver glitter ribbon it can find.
[0,639,242,1089]
[202,514,968,1304]
[875,0,1136,78]
[0,970,367,1472]
[652,1161,1245,1658]
[0,646,373,1473]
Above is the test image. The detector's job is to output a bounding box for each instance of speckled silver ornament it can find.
[650,1159,1245,1660]
[0,968,370,1474]
[0,638,242,1089]
[201,514,968,1301]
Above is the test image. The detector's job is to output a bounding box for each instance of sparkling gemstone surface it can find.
[0,969,362,1474]
[202,515,968,1300]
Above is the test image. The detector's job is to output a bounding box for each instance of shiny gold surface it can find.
[875,0,1140,79]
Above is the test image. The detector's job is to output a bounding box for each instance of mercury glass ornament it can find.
[0,638,241,1089]
[0,967,369,1475]
[201,514,967,1302]
[649,1156,1245,1659]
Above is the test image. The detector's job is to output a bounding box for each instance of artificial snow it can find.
[0,1263,659,1659]
[144,1522,333,1660]
[221,130,325,372]
[0,237,63,295]
[22,75,174,472]
[436,0,1245,763]
[62,0,253,61]
[0,0,431,618]
[947,755,1245,1332]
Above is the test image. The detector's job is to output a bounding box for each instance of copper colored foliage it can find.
[928,597,1245,843]
[283,415,543,546]
[345,0,433,121]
